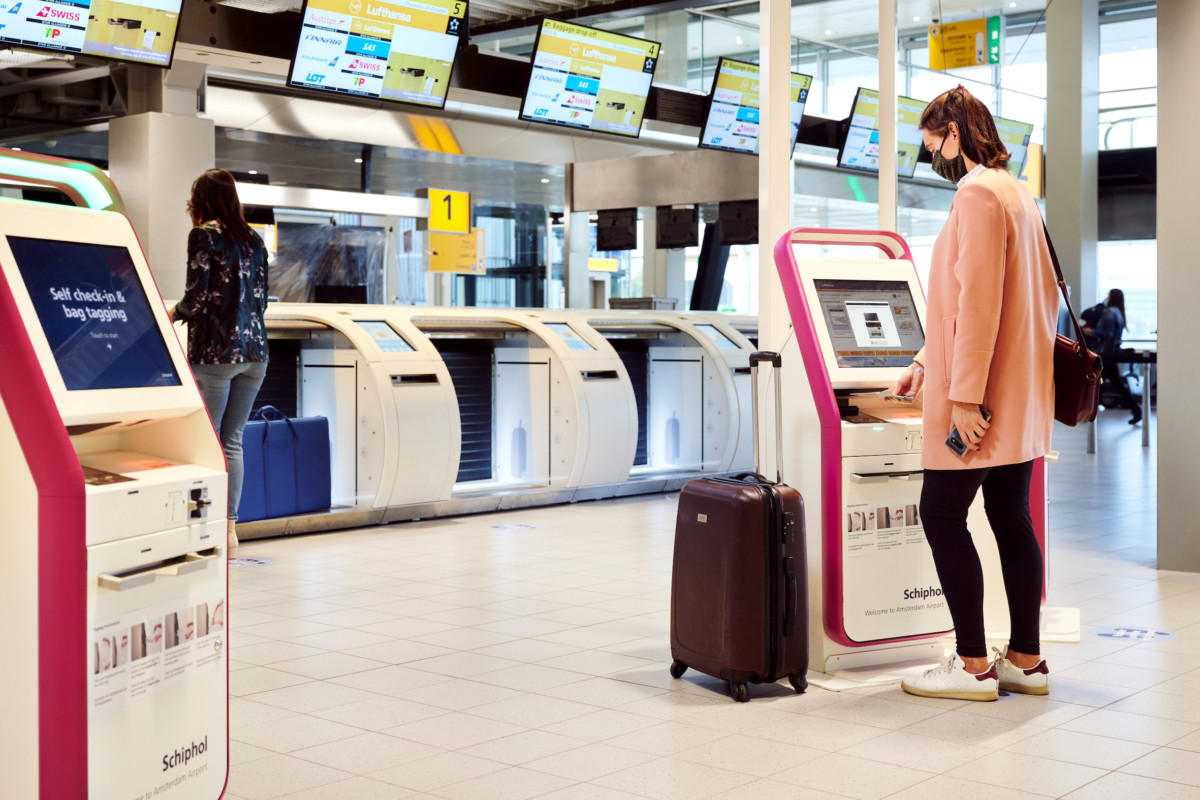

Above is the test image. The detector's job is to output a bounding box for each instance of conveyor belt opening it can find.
[589,320,705,476]
[417,321,553,492]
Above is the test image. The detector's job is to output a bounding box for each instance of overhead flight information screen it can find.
[837,88,927,178]
[698,58,812,156]
[0,0,183,66]
[993,115,1034,178]
[814,279,924,368]
[9,237,182,390]
[288,0,466,108]
[520,19,660,138]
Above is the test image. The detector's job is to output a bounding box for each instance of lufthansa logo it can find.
[569,43,579,56]
[349,0,360,11]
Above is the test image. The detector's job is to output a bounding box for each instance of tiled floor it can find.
[224,407,1200,800]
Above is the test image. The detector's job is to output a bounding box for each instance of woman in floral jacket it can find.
[171,168,269,559]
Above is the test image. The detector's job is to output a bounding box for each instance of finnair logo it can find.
[304,34,339,44]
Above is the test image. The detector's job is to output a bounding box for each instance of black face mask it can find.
[932,136,968,184]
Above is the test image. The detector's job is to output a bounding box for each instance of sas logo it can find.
[6,2,20,13]
[306,73,325,83]
[348,59,381,73]
[35,5,79,20]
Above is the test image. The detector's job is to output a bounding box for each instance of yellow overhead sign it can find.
[588,258,619,273]
[429,228,485,274]
[425,188,470,233]
[929,17,1001,71]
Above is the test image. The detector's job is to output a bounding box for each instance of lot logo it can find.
[36,5,79,20]
[306,73,325,83]
[533,107,549,117]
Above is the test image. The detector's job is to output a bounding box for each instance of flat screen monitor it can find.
[356,320,415,352]
[288,0,466,109]
[0,0,183,67]
[837,88,927,178]
[993,115,1035,179]
[693,323,740,351]
[8,237,182,390]
[812,279,925,368]
[520,19,660,138]
[698,58,812,156]
[544,322,594,351]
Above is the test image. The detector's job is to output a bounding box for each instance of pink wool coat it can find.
[916,167,1059,471]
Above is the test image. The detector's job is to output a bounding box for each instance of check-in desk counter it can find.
[264,306,460,527]
[585,312,745,484]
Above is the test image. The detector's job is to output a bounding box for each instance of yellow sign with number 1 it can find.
[427,188,470,233]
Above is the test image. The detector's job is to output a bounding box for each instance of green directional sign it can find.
[987,16,1002,65]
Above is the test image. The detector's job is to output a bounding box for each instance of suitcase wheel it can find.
[789,671,808,694]
[729,681,749,703]
[669,660,688,679]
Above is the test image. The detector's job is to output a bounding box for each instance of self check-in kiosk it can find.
[0,185,227,797]
[767,229,1047,674]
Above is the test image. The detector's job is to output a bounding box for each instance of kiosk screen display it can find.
[814,279,924,368]
[837,88,927,177]
[0,0,183,67]
[520,19,659,138]
[698,58,812,155]
[288,0,466,108]
[356,320,415,352]
[693,323,740,350]
[9,237,181,390]
[994,115,1034,178]
[544,322,594,351]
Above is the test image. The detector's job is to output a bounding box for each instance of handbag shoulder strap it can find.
[1041,219,1090,350]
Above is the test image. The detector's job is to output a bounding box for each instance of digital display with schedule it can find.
[288,0,465,108]
[698,58,812,156]
[814,279,924,368]
[837,88,928,178]
[520,19,659,138]
[0,0,183,66]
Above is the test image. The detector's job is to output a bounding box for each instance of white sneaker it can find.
[993,646,1049,696]
[901,653,999,701]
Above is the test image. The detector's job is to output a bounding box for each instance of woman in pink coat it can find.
[890,87,1059,701]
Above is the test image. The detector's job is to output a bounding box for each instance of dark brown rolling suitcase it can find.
[669,351,808,702]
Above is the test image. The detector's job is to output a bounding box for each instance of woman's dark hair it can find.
[919,85,1011,170]
[1107,288,1128,330]
[187,168,254,244]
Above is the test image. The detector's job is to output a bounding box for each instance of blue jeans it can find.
[192,362,268,522]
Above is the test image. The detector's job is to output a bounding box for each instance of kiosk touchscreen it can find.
[0,197,228,799]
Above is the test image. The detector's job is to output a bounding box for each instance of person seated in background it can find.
[1091,289,1141,425]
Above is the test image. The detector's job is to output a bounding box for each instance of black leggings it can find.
[919,460,1042,658]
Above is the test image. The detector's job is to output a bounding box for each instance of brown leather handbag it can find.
[1042,221,1102,426]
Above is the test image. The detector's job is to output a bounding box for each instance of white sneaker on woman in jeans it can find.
[993,646,1050,695]
[901,653,999,701]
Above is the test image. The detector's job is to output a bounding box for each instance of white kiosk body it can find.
[0,198,229,798]
[767,229,1047,673]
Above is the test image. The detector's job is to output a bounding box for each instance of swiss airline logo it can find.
[36,5,80,20]
[347,58,382,73]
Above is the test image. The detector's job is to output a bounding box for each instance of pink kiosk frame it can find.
[772,227,1046,659]
[0,148,230,799]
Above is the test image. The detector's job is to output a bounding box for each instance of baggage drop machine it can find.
[0,194,228,797]
[767,229,1048,675]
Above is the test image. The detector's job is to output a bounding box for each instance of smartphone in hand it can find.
[946,407,992,458]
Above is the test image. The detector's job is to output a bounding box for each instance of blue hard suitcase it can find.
[238,406,332,522]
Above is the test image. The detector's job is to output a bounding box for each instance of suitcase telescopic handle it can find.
[749,351,784,485]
